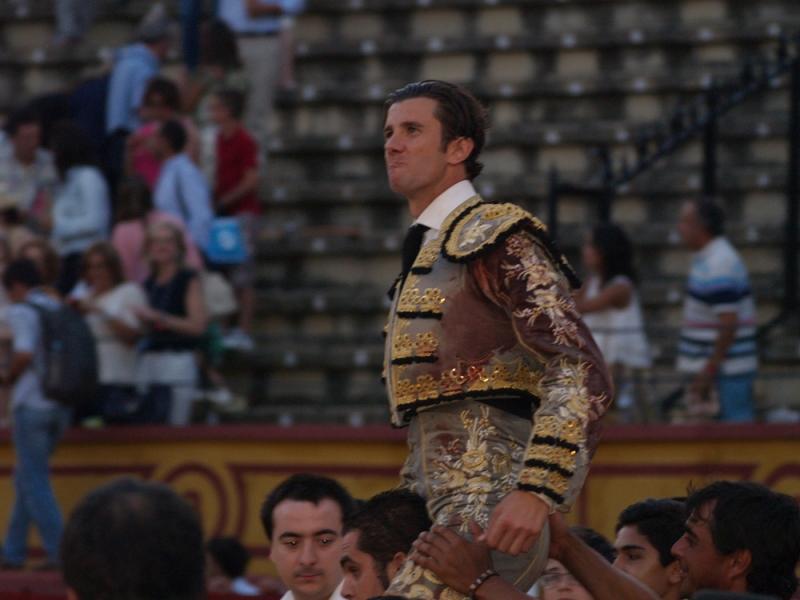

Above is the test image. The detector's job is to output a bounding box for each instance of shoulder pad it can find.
[442,201,581,289]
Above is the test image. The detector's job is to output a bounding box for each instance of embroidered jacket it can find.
[383,197,612,510]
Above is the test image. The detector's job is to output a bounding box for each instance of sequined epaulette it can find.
[441,200,581,290]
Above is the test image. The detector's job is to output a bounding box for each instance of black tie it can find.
[401,224,429,279]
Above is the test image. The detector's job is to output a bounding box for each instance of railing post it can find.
[785,55,800,314]
[547,166,560,240]
[703,86,719,198]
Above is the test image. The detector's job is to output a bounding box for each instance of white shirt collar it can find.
[280,580,345,600]
[414,179,477,232]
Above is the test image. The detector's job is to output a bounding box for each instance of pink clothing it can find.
[129,119,201,189]
[112,210,203,283]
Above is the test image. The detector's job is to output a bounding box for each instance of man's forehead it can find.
[273,498,343,535]
[615,524,654,550]
[385,97,439,123]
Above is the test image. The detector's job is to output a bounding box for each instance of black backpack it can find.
[27,301,99,407]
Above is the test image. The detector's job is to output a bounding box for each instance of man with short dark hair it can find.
[260,473,355,600]
[614,499,685,600]
[61,477,205,600]
[152,119,213,251]
[0,258,71,570]
[676,198,757,421]
[381,79,611,598]
[340,490,432,600]
[0,107,57,226]
[671,480,800,600]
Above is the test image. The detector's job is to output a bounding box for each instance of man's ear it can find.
[445,137,474,166]
[666,559,684,586]
[727,548,752,581]
[386,551,407,581]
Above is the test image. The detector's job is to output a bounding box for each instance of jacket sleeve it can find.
[472,229,612,511]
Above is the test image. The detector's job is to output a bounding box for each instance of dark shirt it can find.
[143,268,200,351]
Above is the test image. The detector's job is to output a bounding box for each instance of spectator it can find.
[676,199,758,421]
[217,0,305,138]
[672,481,800,600]
[0,185,37,255]
[340,490,432,600]
[0,107,58,230]
[53,0,94,47]
[19,238,62,299]
[111,176,202,283]
[410,515,657,600]
[126,77,201,189]
[181,17,248,180]
[105,3,174,188]
[152,119,213,252]
[72,242,147,424]
[207,536,263,596]
[260,473,355,600]
[0,258,72,570]
[576,223,651,421]
[50,122,111,296]
[614,499,685,600]
[536,527,616,600]
[209,88,259,350]
[135,221,207,425]
[61,477,205,600]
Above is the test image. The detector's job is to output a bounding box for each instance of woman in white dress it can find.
[576,223,651,421]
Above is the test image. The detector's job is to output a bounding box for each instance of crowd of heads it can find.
[54,473,799,600]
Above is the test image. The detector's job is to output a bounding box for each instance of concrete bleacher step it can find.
[1,0,798,418]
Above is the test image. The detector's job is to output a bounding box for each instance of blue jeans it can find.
[717,373,756,422]
[3,405,71,564]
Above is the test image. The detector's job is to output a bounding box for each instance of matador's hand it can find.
[481,490,548,556]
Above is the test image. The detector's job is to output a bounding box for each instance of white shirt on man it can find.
[414,179,478,244]
[279,581,345,600]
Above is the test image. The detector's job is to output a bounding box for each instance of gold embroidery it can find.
[518,467,570,497]
[445,202,532,259]
[428,406,524,533]
[393,332,440,360]
[502,233,580,346]
[393,360,540,409]
[414,239,441,271]
[441,589,468,600]
[398,286,447,315]
[531,414,582,445]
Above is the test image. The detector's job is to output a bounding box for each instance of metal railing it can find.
[547,33,800,319]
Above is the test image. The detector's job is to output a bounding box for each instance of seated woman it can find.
[134,221,207,426]
[72,242,147,424]
[575,223,651,421]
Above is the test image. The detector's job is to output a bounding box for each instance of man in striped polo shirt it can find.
[676,198,758,421]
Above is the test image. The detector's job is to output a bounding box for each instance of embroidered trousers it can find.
[386,399,549,599]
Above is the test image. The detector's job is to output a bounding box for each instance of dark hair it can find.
[343,490,432,588]
[207,537,250,579]
[82,242,125,286]
[385,80,488,180]
[590,223,637,284]
[686,481,800,599]
[260,473,354,541]
[50,120,96,178]
[159,119,187,153]
[115,176,154,222]
[4,106,40,136]
[144,77,182,112]
[3,257,42,290]
[616,498,685,566]
[201,18,241,69]
[213,88,246,121]
[571,526,616,563]
[19,239,61,287]
[61,477,205,600]
[692,198,725,237]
